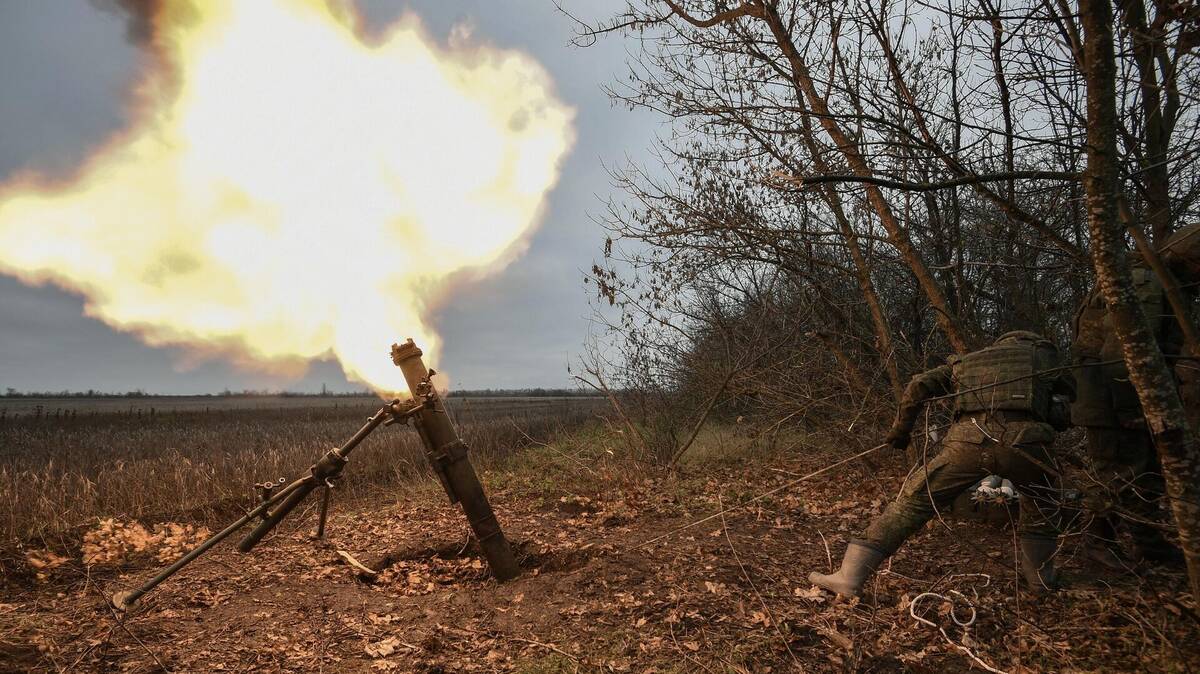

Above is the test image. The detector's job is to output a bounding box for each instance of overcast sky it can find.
[0,1,654,394]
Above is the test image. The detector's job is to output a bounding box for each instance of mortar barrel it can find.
[391,339,520,581]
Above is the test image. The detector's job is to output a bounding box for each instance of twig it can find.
[460,625,580,671]
[636,443,888,549]
[88,579,170,672]
[817,529,832,572]
[909,592,1006,674]
[507,418,597,476]
[507,635,580,663]
[773,170,1081,192]
[67,566,118,671]
[718,495,801,668]
[669,365,738,466]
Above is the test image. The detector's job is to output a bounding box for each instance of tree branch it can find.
[772,170,1082,193]
[661,0,764,28]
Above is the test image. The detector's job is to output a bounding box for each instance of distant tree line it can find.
[0,387,376,398]
[2,387,595,399]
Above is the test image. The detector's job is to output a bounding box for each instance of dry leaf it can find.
[365,636,400,658]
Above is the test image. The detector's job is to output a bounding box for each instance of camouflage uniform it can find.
[862,331,1076,555]
[1178,342,1200,429]
[1071,242,1199,560]
[1169,226,1200,428]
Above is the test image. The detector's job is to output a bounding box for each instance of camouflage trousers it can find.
[863,416,1061,556]
[1082,427,1172,553]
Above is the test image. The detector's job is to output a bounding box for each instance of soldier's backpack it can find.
[951,332,1056,421]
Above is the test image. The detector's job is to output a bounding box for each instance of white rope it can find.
[909,591,1008,674]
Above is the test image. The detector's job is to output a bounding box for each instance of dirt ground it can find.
[2,433,1197,673]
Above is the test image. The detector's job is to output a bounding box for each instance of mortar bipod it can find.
[111,398,425,610]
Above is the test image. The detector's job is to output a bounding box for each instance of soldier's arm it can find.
[886,365,952,447]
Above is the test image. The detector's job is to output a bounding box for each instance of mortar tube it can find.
[391,339,520,581]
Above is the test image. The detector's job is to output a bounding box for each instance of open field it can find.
[0,395,600,417]
[0,396,605,543]
[2,428,1196,673]
[0,395,381,417]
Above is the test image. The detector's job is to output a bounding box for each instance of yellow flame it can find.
[0,0,573,393]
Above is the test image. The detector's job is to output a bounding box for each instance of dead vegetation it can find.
[0,397,602,543]
[2,425,1195,672]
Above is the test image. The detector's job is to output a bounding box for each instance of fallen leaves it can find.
[794,585,827,603]
[365,636,405,658]
[80,519,210,567]
[6,440,1197,673]
[24,549,69,580]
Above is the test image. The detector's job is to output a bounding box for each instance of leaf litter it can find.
[1,442,1197,672]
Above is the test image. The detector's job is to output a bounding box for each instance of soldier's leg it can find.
[811,439,986,597]
[997,443,1061,537]
[1081,427,1133,564]
[1088,428,1178,561]
[998,442,1064,589]
[1119,431,1181,562]
[862,440,988,555]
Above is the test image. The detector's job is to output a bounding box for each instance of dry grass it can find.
[0,397,603,544]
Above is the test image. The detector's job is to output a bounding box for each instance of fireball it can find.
[0,0,574,393]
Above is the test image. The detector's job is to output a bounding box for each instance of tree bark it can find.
[790,94,904,400]
[1080,0,1200,600]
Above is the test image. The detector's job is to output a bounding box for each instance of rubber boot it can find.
[1020,537,1060,592]
[1083,517,1133,571]
[808,540,886,597]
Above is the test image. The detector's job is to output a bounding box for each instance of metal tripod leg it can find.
[316,482,333,540]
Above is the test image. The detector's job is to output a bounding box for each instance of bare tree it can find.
[572,0,1200,594]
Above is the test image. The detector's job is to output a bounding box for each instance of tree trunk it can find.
[790,93,904,399]
[1080,0,1200,600]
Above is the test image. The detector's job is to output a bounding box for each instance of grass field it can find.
[0,395,605,543]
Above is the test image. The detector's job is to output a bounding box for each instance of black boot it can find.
[1020,537,1061,591]
[1083,517,1133,571]
[809,540,887,597]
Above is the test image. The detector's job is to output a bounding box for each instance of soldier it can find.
[809,331,1076,597]
[1071,223,1200,567]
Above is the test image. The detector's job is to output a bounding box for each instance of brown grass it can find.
[0,397,602,543]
